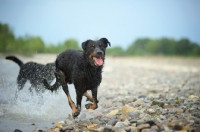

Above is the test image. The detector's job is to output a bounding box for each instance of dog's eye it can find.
[91,44,95,48]
[99,44,102,47]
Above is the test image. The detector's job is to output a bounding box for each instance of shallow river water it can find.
[0,56,86,132]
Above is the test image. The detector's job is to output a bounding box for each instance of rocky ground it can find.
[15,55,200,132]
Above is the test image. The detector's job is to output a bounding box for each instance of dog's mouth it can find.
[93,56,103,66]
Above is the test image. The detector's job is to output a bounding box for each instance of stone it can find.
[151,125,158,130]
[189,95,199,101]
[137,124,150,130]
[14,129,22,132]
[134,100,145,106]
[90,118,101,126]
[55,121,64,128]
[146,108,155,114]
[173,124,183,130]
[126,112,140,119]
[119,114,129,121]
[141,129,151,132]
[121,105,137,115]
[167,119,188,127]
[114,122,125,128]
[102,125,113,132]
[61,126,74,131]
[106,110,119,117]
[87,124,98,130]
[129,126,137,132]
[78,120,91,127]
[144,120,157,126]
[129,119,137,124]
[94,112,103,119]
[164,104,174,108]
[152,100,165,107]
[107,119,118,126]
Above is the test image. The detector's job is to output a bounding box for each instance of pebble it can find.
[137,124,150,130]
[146,108,155,114]
[106,109,119,117]
[14,129,22,132]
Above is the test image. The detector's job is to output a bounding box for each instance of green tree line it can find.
[1,23,200,56]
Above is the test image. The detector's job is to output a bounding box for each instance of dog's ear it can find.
[99,38,111,48]
[82,40,90,50]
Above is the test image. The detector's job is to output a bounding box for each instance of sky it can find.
[0,0,200,49]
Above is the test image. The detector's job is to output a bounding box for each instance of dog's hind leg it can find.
[85,87,98,110]
[83,91,93,102]
[55,70,80,118]
[84,91,99,103]
[62,83,80,118]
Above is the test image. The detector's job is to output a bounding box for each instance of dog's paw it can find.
[72,111,80,118]
[85,103,93,109]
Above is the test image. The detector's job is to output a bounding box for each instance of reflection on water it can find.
[0,57,82,132]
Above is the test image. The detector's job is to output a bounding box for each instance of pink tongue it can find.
[93,57,103,66]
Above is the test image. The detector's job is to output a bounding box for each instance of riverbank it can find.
[40,56,200,132]
[1,54,200,132]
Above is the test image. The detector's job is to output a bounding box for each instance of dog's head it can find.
[82,38,111,67]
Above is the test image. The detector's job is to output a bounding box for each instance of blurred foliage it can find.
[1,23,200,56]
[44,39,80,54]
[126,37,200,56]
[106,46,125,56]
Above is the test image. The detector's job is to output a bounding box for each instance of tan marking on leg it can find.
[59,70,78,113]
[67,93,78,113]
[83,91,94,102]
[84,91,98,110]
[60,70,66,79]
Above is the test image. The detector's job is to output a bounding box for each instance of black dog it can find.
[43,38,111,118]
[5,56,55,98]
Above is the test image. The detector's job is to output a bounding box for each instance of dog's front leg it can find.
[85,87,98,110]
[76,90,83,114]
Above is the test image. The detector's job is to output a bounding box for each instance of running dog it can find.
[43,38,111,118]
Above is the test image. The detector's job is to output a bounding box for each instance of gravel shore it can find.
[14,55,200,132]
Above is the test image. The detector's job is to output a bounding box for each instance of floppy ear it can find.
[82,40,90,50]
[99,38,111,48]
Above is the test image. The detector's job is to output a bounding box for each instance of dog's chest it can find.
[72,67,102,89]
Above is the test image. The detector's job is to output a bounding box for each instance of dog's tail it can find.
[5,56,24,67]
[42,71,61,92]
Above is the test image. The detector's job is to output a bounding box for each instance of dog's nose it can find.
[97,51,103,55]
